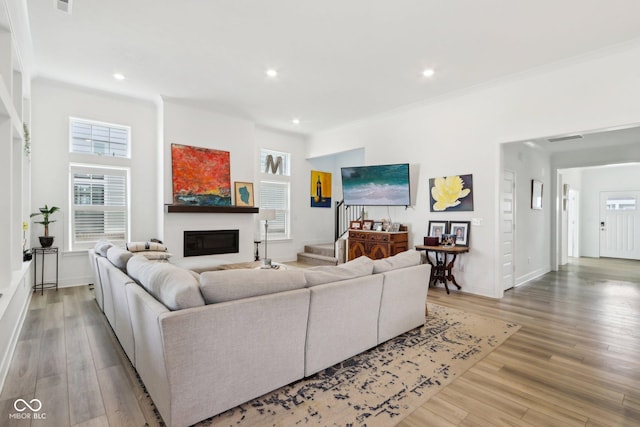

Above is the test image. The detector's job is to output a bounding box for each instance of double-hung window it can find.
[259,149,291,240]
[69,118,131,250]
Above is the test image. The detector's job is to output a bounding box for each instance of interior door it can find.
[599,191,640,260]
[502,170,515,290]
[567,189,579,257]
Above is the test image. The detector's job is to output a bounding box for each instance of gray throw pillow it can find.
[94,240,112,257]
[106,246,134,271]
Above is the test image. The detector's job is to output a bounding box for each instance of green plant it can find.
[23,123,31,156]
[30,205,60,237]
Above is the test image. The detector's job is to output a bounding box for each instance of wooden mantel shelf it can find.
[165,205,259,214]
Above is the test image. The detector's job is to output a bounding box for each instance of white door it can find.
[567,189,579,257]
[599,191,640,260]
[502,170,515,290]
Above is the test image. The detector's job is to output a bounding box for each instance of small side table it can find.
[32,246,59,295]
[415,245,469,294]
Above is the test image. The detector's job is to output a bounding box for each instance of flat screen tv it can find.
[341,163,411,206]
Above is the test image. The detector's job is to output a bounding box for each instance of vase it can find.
[39,236,54,248]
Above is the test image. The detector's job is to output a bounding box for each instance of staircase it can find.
[296,243,338,266]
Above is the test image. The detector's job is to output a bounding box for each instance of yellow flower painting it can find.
[429,174,474,212]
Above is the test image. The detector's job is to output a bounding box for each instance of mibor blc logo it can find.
[9,398,46,420]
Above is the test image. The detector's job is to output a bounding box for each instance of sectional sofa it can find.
[88,244,431,427]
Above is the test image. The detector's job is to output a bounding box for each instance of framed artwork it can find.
[389,223,401,232]
[171,144,231,206]
[429,174,474,212]
[449,221,470,247]
[441,234,457,246]
[427,221,448,239]
[234,182,254,207]
[350,220,363,230]
[362,220,374,230]
[373,221,383,231]
[311,170,332,208]
[531,179,543,210]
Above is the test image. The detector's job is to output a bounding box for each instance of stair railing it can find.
[335,200,364,242]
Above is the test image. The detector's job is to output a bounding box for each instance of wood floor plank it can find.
[0,339,40,400]
[97,365,146,427]
[32,373,69,427]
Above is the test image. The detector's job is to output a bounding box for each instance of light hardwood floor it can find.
[1,257,638,426]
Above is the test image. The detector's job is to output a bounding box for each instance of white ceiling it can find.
[25,0,640,136]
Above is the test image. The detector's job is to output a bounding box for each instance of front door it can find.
[599,191,640,260]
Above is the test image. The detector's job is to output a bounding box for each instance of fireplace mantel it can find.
[165,205,259,214]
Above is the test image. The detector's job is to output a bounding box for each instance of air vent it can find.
[56,0,72,14]
[547,135,583,143]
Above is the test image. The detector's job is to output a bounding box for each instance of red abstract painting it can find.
[171,144,231,206]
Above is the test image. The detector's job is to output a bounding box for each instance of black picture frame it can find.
[427,221,448,240]
[449,221,470,247]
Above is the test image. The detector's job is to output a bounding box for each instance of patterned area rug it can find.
[185,303,520,426]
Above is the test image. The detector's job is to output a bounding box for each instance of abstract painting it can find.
[311,170,332,208]
[234,182,254,207]
[171,143,231,206]
[429,174,474,212]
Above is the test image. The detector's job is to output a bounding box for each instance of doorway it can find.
[599,191,640,260]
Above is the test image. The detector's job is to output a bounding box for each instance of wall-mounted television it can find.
[340,163,411,206]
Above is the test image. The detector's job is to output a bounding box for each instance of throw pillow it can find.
[106,246,134,271]
[126,241,168,252]
[139,251,173,261]
[94,240,112,257]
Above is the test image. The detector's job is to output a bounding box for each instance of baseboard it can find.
[515,265,551,287]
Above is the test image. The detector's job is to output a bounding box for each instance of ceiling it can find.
[25,0,640,135]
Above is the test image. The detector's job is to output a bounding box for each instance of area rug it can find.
[169,304,519,427]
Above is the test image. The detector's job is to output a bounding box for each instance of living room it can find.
[1,1,640,426]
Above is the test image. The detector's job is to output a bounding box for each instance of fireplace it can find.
[184,230,239,257]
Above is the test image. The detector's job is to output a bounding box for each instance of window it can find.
[260,181,290,239]
[606,197,636,211]
[70,165,129,250]
[260,149,291,239]
[70,117,130,158]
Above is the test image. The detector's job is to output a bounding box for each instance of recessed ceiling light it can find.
[265,68,278,78]
[422,68,435,78]
[113,73,125,81]
[292,118,300,125]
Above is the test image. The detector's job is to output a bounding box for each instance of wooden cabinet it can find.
[348,230,409,261]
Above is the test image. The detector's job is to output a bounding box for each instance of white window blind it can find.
[260,181,290,239]
[70,118,130,158]
[70,165,129,249]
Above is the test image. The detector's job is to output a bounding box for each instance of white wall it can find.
[161,101,315,263]
[579,163,640,257]
[31,79,158,286]
[503,143,552,284]
[308,41,640,298]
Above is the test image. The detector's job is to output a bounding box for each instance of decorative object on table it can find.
[423,236,439,246]
[373,221,383,231]
[441,234,456,247]
[350,220,363,229]
[253,240,261,261]
[531,179,543,210]
[449,221,470,247]
[427,220,448,241]
[258,209,276,266]
[429,174,473,212]
[388,222,401,232]
[171,143,231,206]
[310,170,332,208]
[30,204,60,248]
[381,218,391,231]
[234,181,254,207]
[362,219,374,230]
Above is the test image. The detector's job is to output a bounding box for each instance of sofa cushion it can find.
[372,249,422,273]
[106,246,134,271]
[170,255,231,273]
[94,240,113,257]
[304,256,374,287]
[127,255,205,310]
[200,269,307,304]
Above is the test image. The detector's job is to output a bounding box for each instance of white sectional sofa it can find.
[88,245,430,427]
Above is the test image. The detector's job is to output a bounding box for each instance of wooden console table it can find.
[415,245,469,294]
[348,230,408,261]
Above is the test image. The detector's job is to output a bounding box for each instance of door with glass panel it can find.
[599,191,640,260]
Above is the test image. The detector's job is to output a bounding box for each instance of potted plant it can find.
[31,204,60,248]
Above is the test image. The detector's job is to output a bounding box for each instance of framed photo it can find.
[373,221,383,231]
[531,179,543,210]
[234,182,254,207]
[362,220,374,230]
[441,234,456,246]
[427,221,448,240]
[350,220,363,230]
[389,222,401,232]
[449,221,470,247]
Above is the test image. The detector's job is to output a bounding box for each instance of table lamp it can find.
[257,209,276,266]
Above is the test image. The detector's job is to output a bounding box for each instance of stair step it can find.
[296,252,338,266]
[303,243,334,258]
